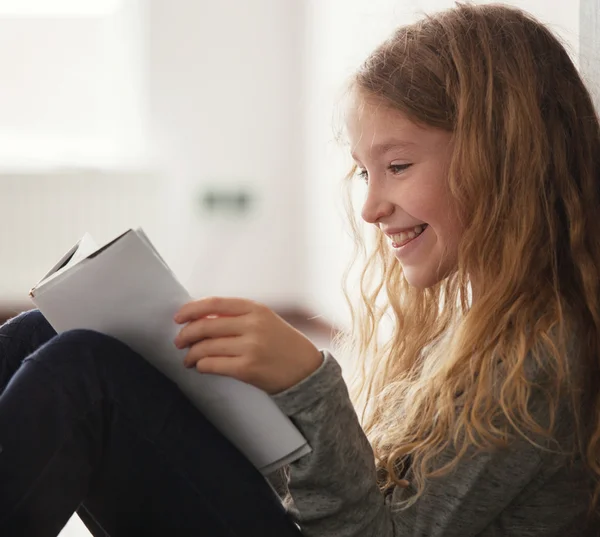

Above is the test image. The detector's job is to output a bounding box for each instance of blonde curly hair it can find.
[338,3,600,510]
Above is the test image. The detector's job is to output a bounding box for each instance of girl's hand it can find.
[173,297,324,394]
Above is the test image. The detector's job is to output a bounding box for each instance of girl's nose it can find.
[361,184,394,224]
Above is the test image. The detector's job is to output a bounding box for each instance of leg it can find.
[0,327,302,537]
[0,310,56,392]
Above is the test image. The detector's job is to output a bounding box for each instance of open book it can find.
[29,228,311,474]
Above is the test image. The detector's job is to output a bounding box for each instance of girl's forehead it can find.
[347,96,410,128]
[347,100,416,141]
[346,100,432,157]
[346,98,454,161]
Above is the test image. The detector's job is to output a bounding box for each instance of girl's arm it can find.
[272,352,589,537]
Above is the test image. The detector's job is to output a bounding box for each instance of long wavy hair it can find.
[339,3,600,509]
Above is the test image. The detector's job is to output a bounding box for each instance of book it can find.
[29,227,311,474]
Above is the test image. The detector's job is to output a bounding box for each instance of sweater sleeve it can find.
[271,351,573,537]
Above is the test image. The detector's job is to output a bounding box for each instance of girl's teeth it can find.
[391,225,426,246]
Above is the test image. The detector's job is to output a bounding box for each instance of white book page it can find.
[31,232,100,294]
[62,233,98,270]
[31,229,309,473]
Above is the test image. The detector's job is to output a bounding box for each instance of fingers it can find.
[174,315,246,349]
[175,297,255,324]
[182,336,245,368]
[193,356,245,378]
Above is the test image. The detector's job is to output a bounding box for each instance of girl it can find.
[2,3,599,536]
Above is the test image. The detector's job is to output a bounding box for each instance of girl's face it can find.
[348,97,462,288]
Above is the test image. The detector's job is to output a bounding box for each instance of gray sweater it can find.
[270,352,597,536]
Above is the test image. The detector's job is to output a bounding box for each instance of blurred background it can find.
[0,0,590,535]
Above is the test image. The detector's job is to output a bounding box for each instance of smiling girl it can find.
[2,4,600,537]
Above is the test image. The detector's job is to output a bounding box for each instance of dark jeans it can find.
[0,310,302,537]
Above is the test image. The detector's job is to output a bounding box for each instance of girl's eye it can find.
[355,164,411,184]
[389,163,413,175]
[356,168,369,183]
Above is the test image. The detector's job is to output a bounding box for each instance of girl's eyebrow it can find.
[352,139,416,161]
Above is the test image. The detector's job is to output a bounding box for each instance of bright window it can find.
[0,0,147,169]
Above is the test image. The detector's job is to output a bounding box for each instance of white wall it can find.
[0,0,307,311]
[579,0,600,109]
[147,0,305,309]
[303,0,580,327]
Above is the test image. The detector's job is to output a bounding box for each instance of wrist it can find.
[272,348,324,395]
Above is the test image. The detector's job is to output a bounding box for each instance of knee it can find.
[47,329,137,368]
[32,328,145,378]
[5,309,45,327]
[2,309,56,344]
[54,328,123,350]
[25,329,145,401]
